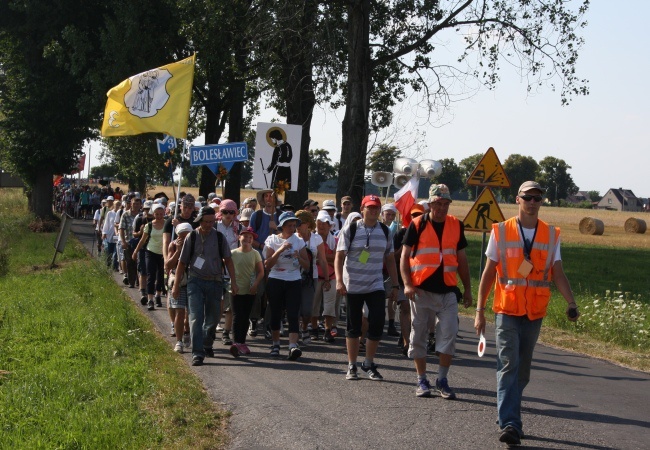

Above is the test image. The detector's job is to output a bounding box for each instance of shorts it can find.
[313,279,338,318]
[300,278,316,317]
[408,290,458,359]
[168,287,188,309]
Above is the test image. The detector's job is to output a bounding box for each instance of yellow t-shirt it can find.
[231,248,262,295]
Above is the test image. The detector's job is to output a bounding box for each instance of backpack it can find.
[335,212,343,230]
[187,228,225,265]
[347,220,390,252]
[254,209,281,233]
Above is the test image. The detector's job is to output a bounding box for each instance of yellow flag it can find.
[101,55,195,139]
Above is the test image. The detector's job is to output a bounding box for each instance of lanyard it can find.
[517,219,538,259]
[364,223,377,249]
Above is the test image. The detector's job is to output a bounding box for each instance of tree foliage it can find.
[537,156,578,203]
[89,163,119,181]
[503,154,540,202]
[308,149,337,192]
[367,144,401,174]
[435,158,464,194]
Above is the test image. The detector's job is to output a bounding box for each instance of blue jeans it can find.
[187,277,223,359]
[495,313,543,435]
[103,240,117,270]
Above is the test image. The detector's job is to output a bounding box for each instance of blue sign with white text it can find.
[189,142,248,166]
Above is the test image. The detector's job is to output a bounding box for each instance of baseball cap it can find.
[207,193,217,200]
[410,204,425,215]
[143,200,153,209]
[518,181,546,194]
[303,199,319,208]
[239,226,258,239]
[428,184,452,203]
[322,199,337,211]
[194,206,216,222]
[182,194,196,205]
[361,195,381,208]
[341,196,352,204]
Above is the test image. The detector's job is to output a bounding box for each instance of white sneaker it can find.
[216,324,224,332]
[301,331,311,346]
[174,341,183,353]
[183,333,190,346]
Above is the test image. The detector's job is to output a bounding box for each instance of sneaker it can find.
[287,346,302,361]
[140,295,147,305]
[265,326,272,340]
[307,323,313,331]
[387,324,400,337]
[216,324,224,332]
[361,363,383,381]
[204,347,215,358]
[499,426,521,446]
[301,331,311,346]
[191,356,203,366]
[248,321,258,337]
[435,377,456,400]
[155,296,162,308]
[122,276,129,285]
[346,364,358,380]
[222,331,233,345]
[174,341,183,353]
[323,329,335,343]
[309,330,319,341]
[416,378,432,397]
[229,344,240,358]
[330,326,338,337]
[270,344,280,357]
[147,299,154,311]
[318,322,325,331]
[239,343,251,355]
[183,332,191,346]
[170,324,175,337]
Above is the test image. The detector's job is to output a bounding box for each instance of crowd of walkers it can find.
[85,180,580,447]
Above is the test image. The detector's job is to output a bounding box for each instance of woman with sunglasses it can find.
[216,199,242,346]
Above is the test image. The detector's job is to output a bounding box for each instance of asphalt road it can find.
[70,218,650,449]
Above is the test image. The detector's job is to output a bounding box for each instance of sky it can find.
[86,1,650,198]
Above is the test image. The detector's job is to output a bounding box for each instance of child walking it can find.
[229,227,264,357]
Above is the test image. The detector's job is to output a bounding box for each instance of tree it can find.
[435,158,463,194]
[503,154,540,202]
[458,153,484,200]
[537,156,578,204]
[308,149,337,192]
[367,144,401,173]
[586,190,601,202]
[0,1,99,218]
[90,163,119,181]
[337,1,589,209]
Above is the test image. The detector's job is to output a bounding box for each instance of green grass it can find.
[0,189,228,449]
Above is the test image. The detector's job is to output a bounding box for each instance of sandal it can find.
[270,345,280,357]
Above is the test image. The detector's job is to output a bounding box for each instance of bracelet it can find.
[476,308,485,312]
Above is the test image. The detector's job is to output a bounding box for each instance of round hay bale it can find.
[624,217,647,234]
[579,217,604,235]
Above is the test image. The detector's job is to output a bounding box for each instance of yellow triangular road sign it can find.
[467,147,510,187]
[463,187,506,232]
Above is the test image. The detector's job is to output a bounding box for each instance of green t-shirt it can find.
[231,248,262,295]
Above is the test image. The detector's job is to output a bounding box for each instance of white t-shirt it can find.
[296,232,323,279]
[265,233,305,281]
[485,226,561,263]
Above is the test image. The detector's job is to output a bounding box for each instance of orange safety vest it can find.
[408,215,460,287]
[492,217,560,320]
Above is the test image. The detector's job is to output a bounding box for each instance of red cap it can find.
[410,204,425,215]
[361,195,382,208]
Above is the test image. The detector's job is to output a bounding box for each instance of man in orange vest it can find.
[401,184,473,399]
[475,181,579,446]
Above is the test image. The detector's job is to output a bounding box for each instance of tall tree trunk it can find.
[337,0,371,211]
[282,0,316,209]
[30,167,55,220]
[199,85,227,198]
[225,36,247,206]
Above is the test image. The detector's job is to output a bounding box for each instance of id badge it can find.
[517,259,533,277]
[193,256,205,270]
[359,249,370,264]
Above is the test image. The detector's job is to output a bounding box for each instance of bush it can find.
[28,217,60,233]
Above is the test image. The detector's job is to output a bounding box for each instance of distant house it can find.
[596,188,644,212]
[566,191,593,205]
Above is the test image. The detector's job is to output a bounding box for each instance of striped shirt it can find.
[336,220,393,294]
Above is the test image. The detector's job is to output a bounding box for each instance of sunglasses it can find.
[520,195,543,202]
[221,210,236,215]
[310,209,319,213]
[411,213,423,218]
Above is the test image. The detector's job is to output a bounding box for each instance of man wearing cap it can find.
[242,197,258,211]
[172,206,238,366]
[303,199,319,219]
[401,184,473,400]
[335,194,400,381]
[475,181,579,446]
[335,196,353,233]
[94,198,107,255]
[101,197,120,270]
[133,200,153,304]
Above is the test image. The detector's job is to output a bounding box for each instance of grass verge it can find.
[0,189,229,449]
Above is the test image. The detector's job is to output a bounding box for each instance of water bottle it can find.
[505,280,515,292]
